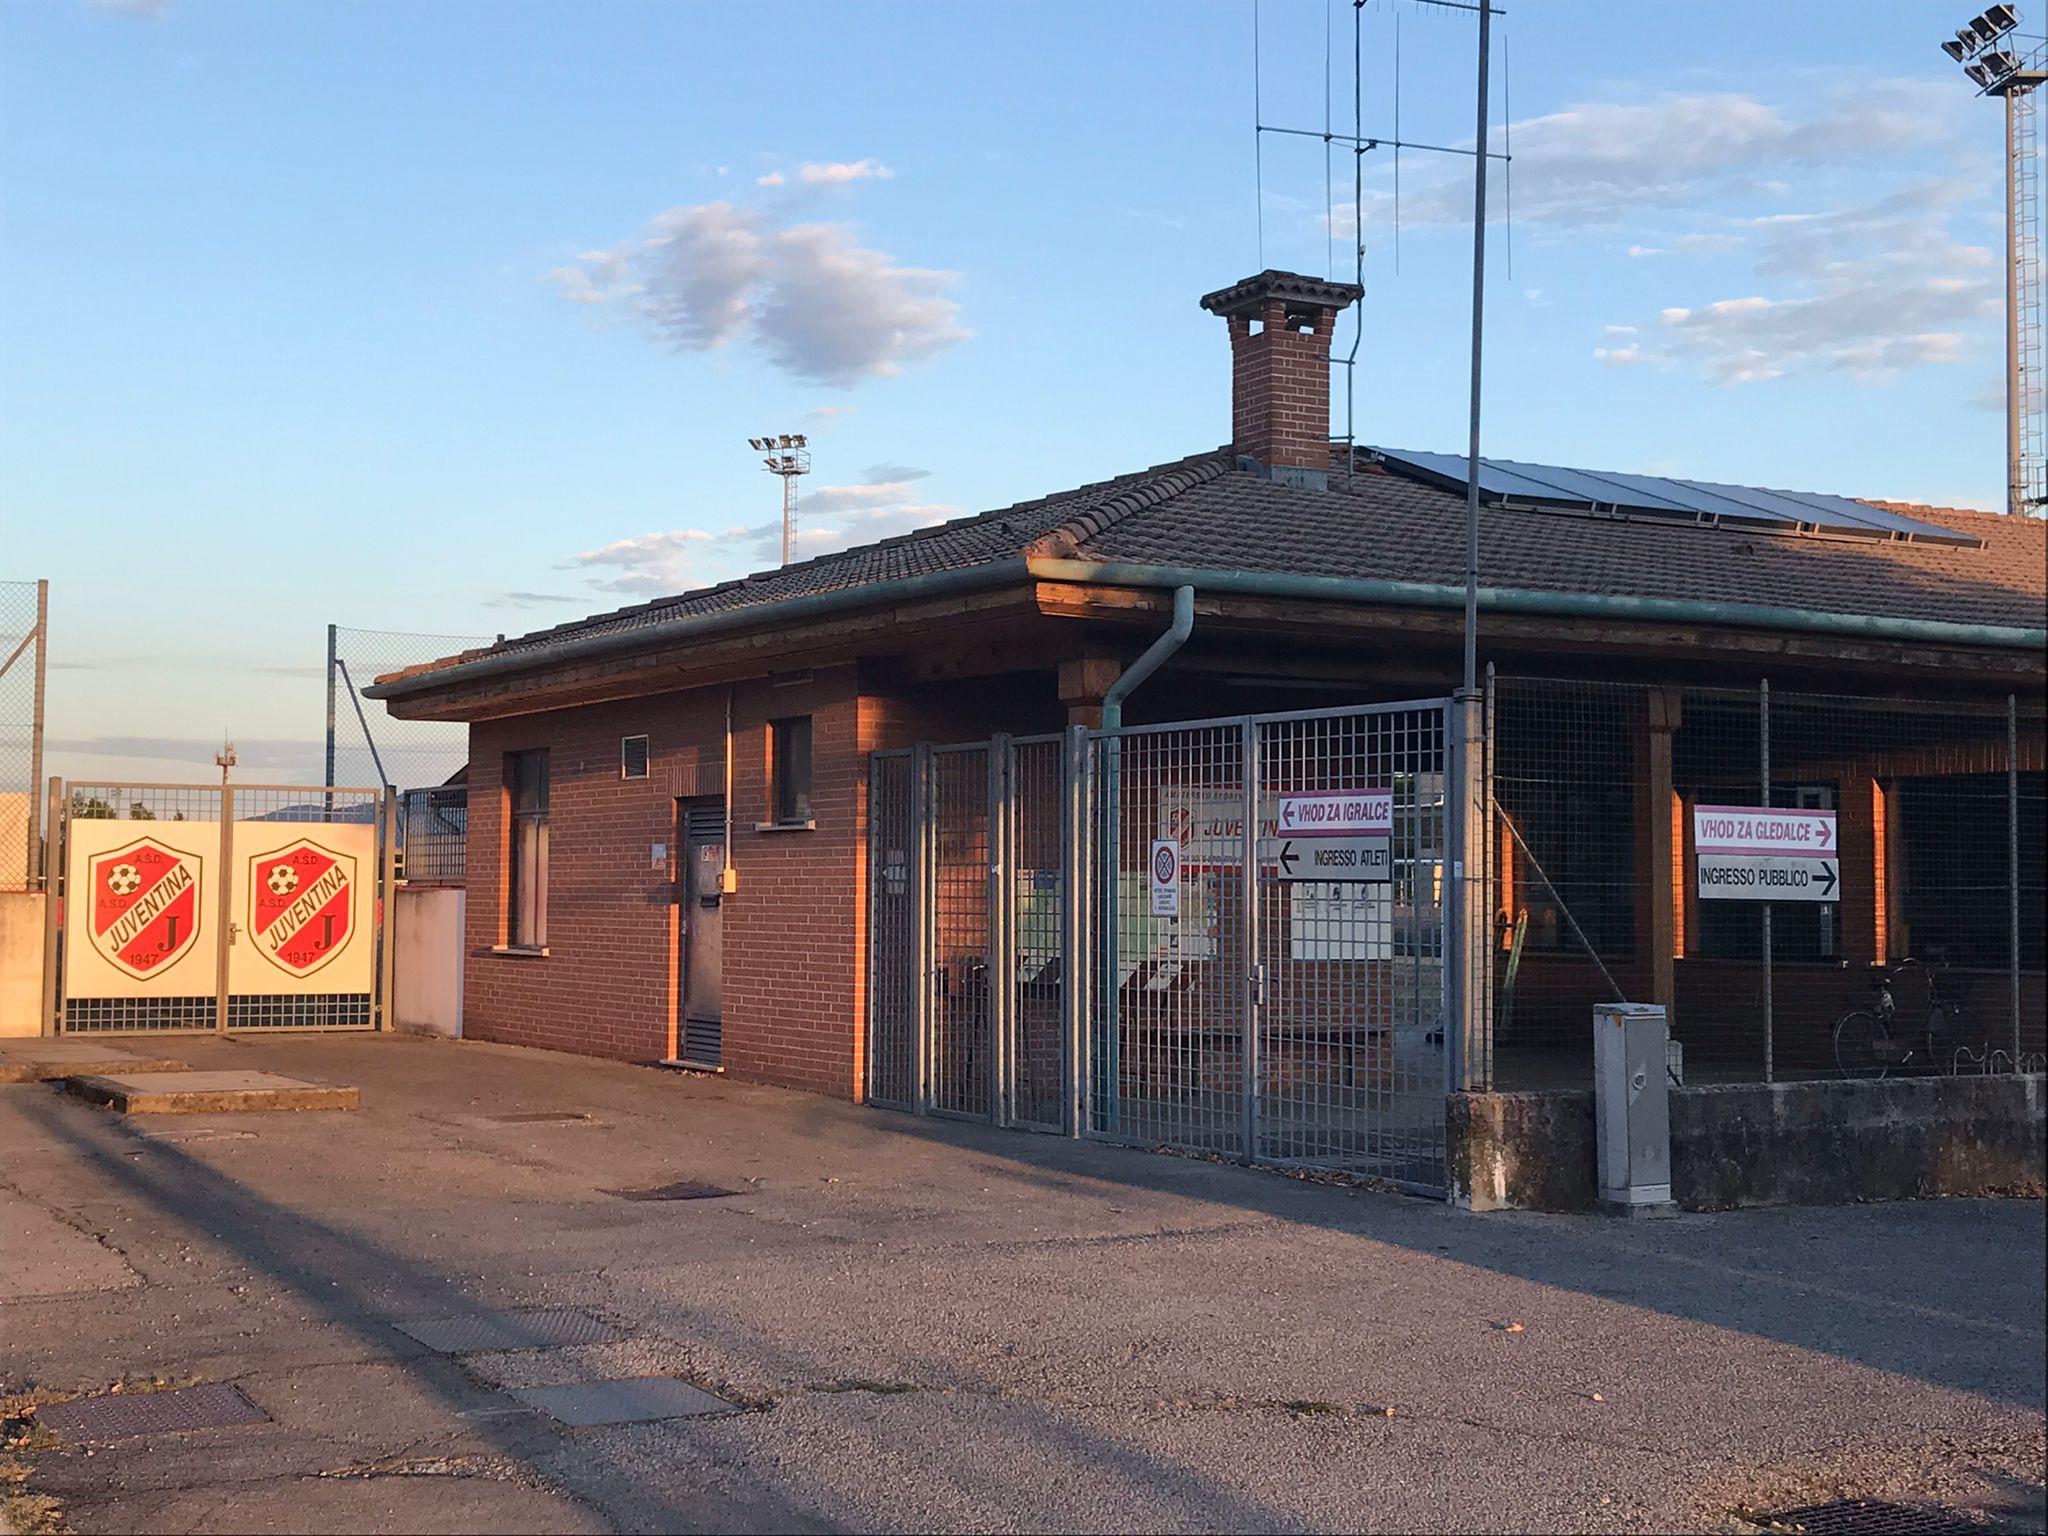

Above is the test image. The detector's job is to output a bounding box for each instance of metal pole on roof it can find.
[1461,0,1493,695]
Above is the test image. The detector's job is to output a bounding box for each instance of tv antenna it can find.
[747,433,811,565]
[1253,0,1511,692]
[1940,4,2048,513]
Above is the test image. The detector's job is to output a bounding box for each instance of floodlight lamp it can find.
[1985,2,2020,33]
[1944,36,1970,59]
[1971,12,2002,42]
[792,433,807,447]
[1968,59,1996,84]
[747,437,764,450]
[1984,47,2019,74]
[1958,25,1985,51]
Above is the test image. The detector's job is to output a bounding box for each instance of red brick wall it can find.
[465,668,871,1096]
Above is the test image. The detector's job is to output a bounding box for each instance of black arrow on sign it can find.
[1816,861,1838,898]
[1279,841,1299,877]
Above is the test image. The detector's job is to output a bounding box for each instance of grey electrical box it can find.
[1593,1002,1676,1215]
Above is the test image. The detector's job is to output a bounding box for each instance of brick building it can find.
[370,271,2047,1110]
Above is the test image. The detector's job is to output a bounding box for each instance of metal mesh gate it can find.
[867,701,1454,1191]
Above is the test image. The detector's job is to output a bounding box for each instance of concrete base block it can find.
[0,1041,192,1084]
[65,1070,359,1115]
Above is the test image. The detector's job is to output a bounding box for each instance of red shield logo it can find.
[248,838,356,978]
[88,837,204,982]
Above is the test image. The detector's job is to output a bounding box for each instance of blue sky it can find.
[1,0,2021,787]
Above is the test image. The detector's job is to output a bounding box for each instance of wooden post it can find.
[1639,689,1681,1009]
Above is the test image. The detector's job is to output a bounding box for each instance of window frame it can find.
[620,734,650,780]
[765,715,814,829]
[505,749,550,950]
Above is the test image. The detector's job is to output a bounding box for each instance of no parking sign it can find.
[1149,839,1180,916]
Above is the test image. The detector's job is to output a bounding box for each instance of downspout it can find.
[1098,585,1195,1134]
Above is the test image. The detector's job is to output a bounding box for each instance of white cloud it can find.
[559,468,960,600]
[804,405,855,421]
[755,171,786,187]
[1639,180,1997,386]
[1603,324,1638,336]
[549,202,967,385]
[1627,245,1664,258]
[797,159,893,185]
[486,591,582,610]
[1593,345,1646,367]
[1329,82,1958,238]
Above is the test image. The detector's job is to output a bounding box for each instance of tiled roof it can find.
[377,449,2045,690]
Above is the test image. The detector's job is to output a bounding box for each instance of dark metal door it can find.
[679,797,725,1066]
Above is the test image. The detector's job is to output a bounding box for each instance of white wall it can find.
[0,891,46,1037]
[394,885,463,1036]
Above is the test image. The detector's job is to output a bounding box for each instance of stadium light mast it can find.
[1943,4,2048,513]
[747,434,812,565]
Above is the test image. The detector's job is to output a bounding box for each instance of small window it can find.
[506,750,549,948]
[768,716,813,826]
[621,734,649,780]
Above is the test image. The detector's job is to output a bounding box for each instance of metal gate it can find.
[867,699,1456,1191]
[866,735,1072,1130]
[44,779,394,1034]
[1091,702,1450,1189]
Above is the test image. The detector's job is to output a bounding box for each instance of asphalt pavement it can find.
[1,1033,2041,1534]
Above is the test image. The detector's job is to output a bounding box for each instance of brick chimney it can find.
[1200,270,1363,490]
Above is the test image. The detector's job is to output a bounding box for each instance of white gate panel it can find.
[64,818,219,1004]
[228,823,376,997]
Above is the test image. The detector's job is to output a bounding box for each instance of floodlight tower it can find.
[747,433,811,565]
[1943,4,2048,513]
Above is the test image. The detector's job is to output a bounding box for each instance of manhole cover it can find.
[392,1307,622,1354]
[486,1111,592,1124]
[1750,1499,1992,1535]
[37,1382,268,1441]
[606,1181,738,1202]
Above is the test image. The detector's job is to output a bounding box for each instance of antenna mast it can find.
[1943,4,2048,512]
[748,433,812,564]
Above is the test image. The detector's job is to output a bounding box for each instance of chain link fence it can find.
[1490,673,2046,1087]
[327,625,489,883]
[1,580,48,890]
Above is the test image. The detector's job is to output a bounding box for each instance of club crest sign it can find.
[248,838,356,978]
[87,837,204,982]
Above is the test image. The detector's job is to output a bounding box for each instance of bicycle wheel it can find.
[1834,1009,1892,1079]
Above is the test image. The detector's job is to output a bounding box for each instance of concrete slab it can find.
[0,1039,191,1084]
[509,1377,737,1427]
[63,1069,359,1115]
[0,1186,138,1300]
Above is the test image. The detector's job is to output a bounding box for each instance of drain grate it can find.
[393,1307,623,1354]
[1750,1499,1992,1535]
[486,1111,592,1124]
[605,1180,738,1202]
[37,1382,268,1441]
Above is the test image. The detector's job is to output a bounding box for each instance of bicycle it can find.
[1832,958,1976,1079]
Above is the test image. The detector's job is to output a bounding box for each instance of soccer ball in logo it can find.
[107,864,141,896]
[266,864,300,896]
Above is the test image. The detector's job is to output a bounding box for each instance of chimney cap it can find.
[1199,269,1363,320]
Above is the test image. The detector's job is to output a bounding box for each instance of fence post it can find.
[1062,725,1089,1137]
[28,580,46,889]
[380,786,399,1033]
[2011,693,2023,1068]
[39,777,60,1037]
[1760,679,1772,1084]
[215,783,235,1034]
[1482,665,1496,1092]
[323,624,337,821]
[987,734,1012,1125]
[1241,717,1260,1161]
[1446,689,1488,1093]
[910,744,932,1115]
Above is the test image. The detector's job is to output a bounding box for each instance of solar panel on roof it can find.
[1368,448,1981,549]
